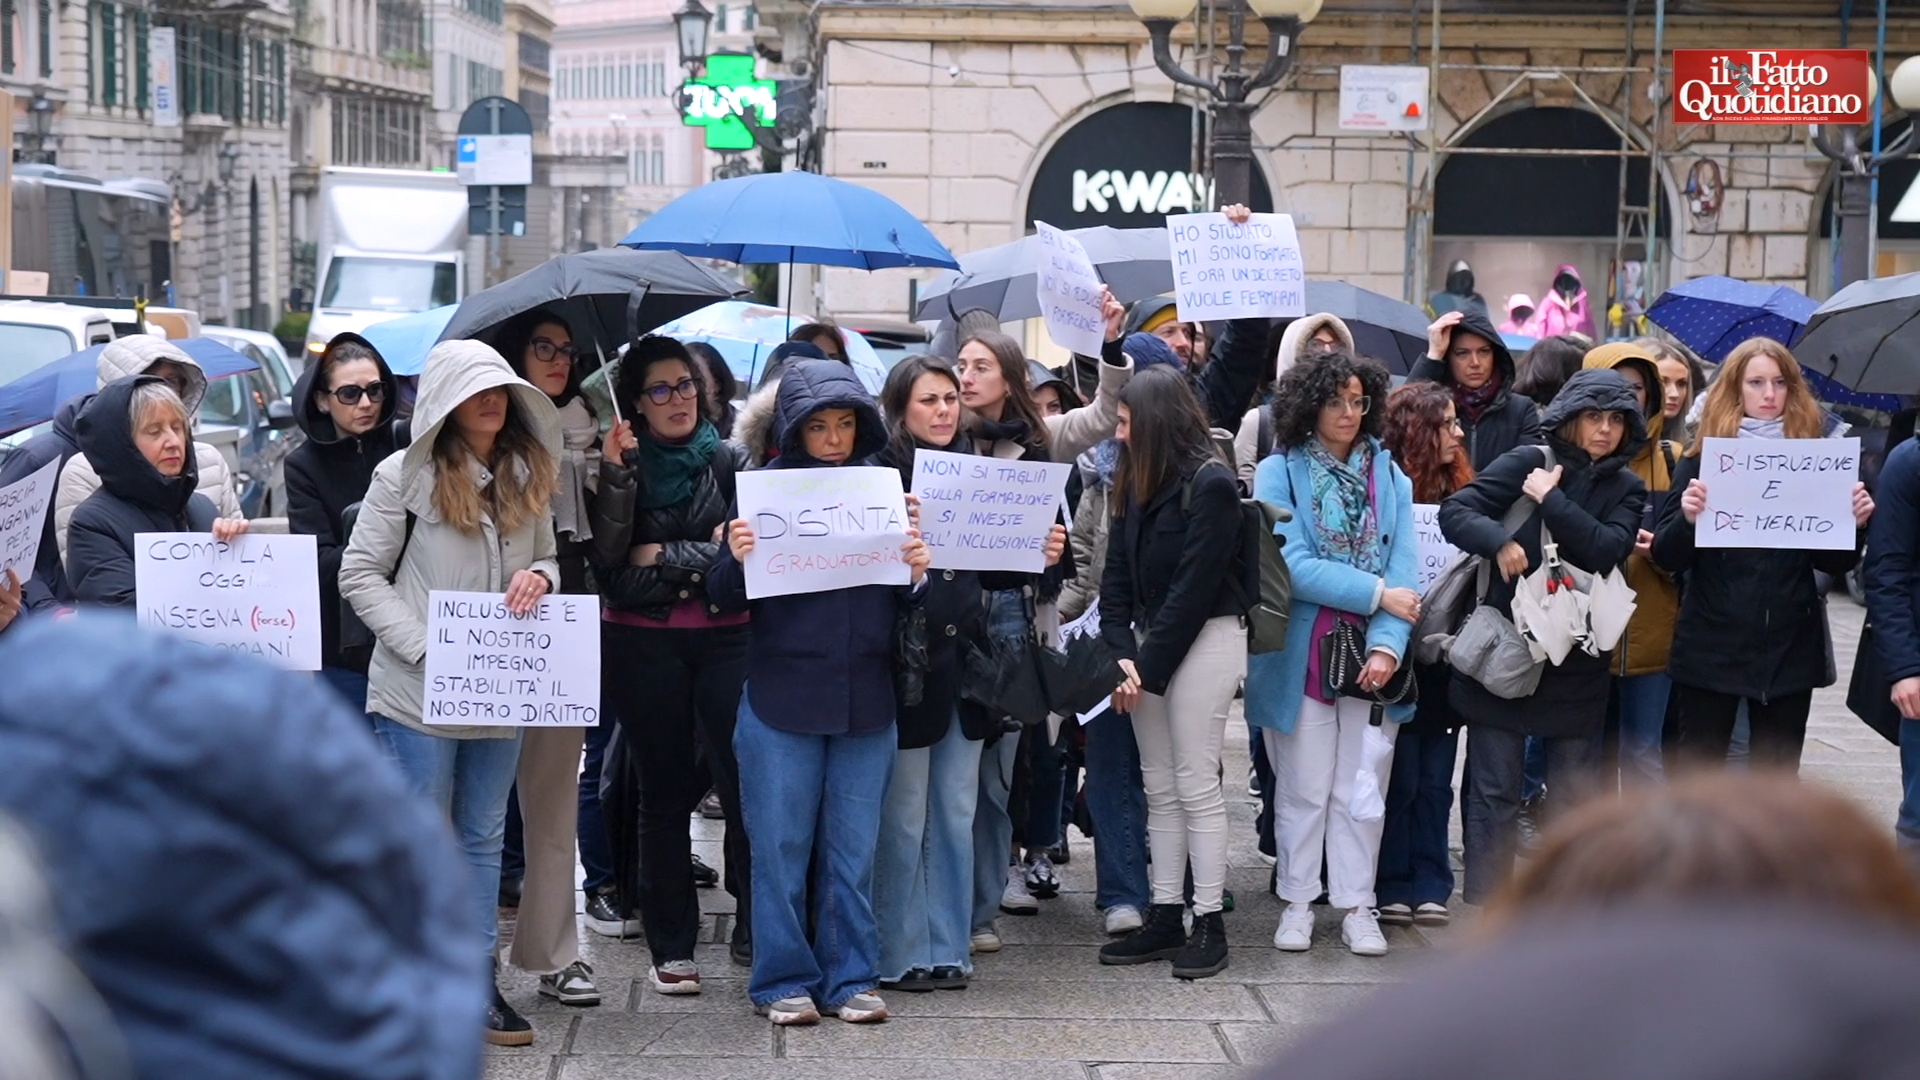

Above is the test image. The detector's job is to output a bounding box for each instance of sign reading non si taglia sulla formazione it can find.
[134,532,323,669]
[425,590,601,726]
[912,448,1071,574]
[1671,49,1872,125]
[1694,436,1859,551]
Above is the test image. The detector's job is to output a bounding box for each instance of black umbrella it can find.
[1301,280,1431,375]
[1793,271,1920,395]
[439,248,749,356]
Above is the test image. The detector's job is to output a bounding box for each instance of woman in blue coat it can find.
[1244,349,1418,959]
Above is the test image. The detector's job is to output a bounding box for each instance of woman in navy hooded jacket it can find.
[709,359,932,1028]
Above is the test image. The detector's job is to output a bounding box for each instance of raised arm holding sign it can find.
[1166,211,1307,323]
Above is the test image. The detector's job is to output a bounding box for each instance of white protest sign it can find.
[1060,601,1111,724]
[424,590,601,726]
[134,533,323,669]
[913,448,1071,574]
[737,466,912,599]
[1695,436,1859,550]
[1166,212,1307,323]
[1034,220,1107,357]
[0,458,57,585]
[1412,503,1461,594]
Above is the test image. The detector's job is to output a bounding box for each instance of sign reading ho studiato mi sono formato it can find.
[1166,211,1307,323]
[912,449,1071,575]
[425,591,600,726]
[134,533,323,670]
[1670,49,1871,125]
[1695,437,1859,551]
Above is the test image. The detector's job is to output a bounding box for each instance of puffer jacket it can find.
[1439,369,1648,738]
[65,375,221,607]
[54,335,241,569]
[590,430,747,619]
[0,616,483,1080]
[732,377,784,467]
[1582,342,1680,677]
[1407,308,1544,471]
[338,339,562,738]
[0,392,85,612]
[1234,312,1357,490]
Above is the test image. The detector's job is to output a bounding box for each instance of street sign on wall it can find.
[681,54,775,151]
[456,134,533,186]
[1339,65,1428,133]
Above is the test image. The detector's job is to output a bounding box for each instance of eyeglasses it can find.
[326,382,387,405]
[1323,396,1371,416]
[530,337,578,364]
[1447,417,1464,432]
[642,377,699,405]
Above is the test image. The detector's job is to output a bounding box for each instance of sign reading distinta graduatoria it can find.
[134,532,322,669]
[425,590,600,726]
[735,466,912,599]
[912,448,1071,573]
[1695,436,1859,551]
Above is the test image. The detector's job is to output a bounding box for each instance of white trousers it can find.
[1131,616,1246,916]
[1268,694,1399,910]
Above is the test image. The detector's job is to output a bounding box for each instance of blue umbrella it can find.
[0,336,257,437]
[654,300,891,393]
[1502,332,1539,352]
[360,304,459,376]
[1646,276,1819,362]
[619,172,960,270]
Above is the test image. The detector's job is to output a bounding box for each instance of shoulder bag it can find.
[1412,446,1554,666]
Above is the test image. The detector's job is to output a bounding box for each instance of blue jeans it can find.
[1019,722,1067,851]
[875,711,982,979]
[1377,727,1458,907]
[1899,719,1920,857]
[579,709,615,892]
[372,715,523,956]
[733,690,897,1010]
[1617,673,1671,785]
[972,732,1017,932]
[1521,736,1547,802]
[1728,704,1751,768]
[318,666,369,714]
[1083,709,1149,912]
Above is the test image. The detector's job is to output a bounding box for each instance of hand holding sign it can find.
[1166,211,1306,323]
[0,569,21,633]
[1694,437,1860,550]
[734,467,913,599]
[1035,221,1107,357]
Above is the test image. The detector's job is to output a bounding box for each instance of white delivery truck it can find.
[305,167,468,360]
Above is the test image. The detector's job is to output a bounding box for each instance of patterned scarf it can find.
[1454,368,1504,423]
[1304,436,1382,575]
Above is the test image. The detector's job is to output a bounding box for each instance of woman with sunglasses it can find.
[286,332,406,710]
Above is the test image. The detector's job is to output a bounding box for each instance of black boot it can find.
[1098,903,1186,966]
[1171,911,1229,980]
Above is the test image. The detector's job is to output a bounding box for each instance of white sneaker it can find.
[1342,908,1389,957]
[1103,904,1144,935]
[999,863,1038,915]
[1023,851,1061,899]
[1273,902,1315,952]
[970,928,1002,953]
[649,960,703,995]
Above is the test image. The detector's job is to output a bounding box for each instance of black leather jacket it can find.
[590,443,748,619]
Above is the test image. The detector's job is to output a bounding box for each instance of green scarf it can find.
[637,421,720,509]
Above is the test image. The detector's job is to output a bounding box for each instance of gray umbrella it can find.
[913,226,1173,322]
[438,248,749,355]
[1301,280,1432,374]
[1793,272,1920,394]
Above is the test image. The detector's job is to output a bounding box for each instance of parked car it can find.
[199,327,302,519]
[0,300,116,453]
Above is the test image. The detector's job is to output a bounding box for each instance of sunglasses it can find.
[531,337,578,363]
[642,377,699,405]
[326,382,387,405]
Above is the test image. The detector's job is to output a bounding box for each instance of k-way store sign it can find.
[1072,169,1216,216]
[1026,102,1272,230]
[1671,49,1872,125]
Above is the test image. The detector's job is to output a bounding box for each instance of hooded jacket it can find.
[0,392,86,613]
[1233,312,1357,489]
[53,336,241,570]
[1408,308,1544,471]
[1428,259,1489,322]
[0,617,483,1080]
[708,360,919,737]
[1438,369,1648,737]
[732,377,785,468]
[1582,342,1680,677]
[284,333,408,670]
[66,375,221,608]
[1498,293,1535,337]
[338,339,562,738]
[1532,263,1596,340]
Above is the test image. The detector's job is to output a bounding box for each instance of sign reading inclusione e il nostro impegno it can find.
[1671,49,1872,125]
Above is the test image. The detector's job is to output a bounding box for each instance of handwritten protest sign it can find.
[0,458,57,585]
[1034,220,1107,357]
[1696,436,1859,550]
[1166,211,1307,323]
[737,466,911,599]
[424,590,600,726]
[913,448,1071,573]
[135,532,322,669]
[1412,504,1461,594]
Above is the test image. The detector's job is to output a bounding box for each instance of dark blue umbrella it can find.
[1646,275,1818,361]
[0,336,258,436]
[619,171,960,270]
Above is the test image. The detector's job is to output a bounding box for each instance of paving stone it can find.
[1217,1020,1319,1067]
[562,1057,1088,1080]
[483,1055,559,1080]
[569,1010,775,1056]
[1094,1065,1249,1080]
[782,1017,1230,1063]
[877,978,1266,1022]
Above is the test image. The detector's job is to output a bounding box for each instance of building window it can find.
[99,1,117,106]
[651,58,664,99]
[517,31,547,74]
[332,97,424,166]
[461,0,501,25]
[520,88,547,134]
[466,58,501,105]
[377,0,423,59]
[651,136,663,185]
[133,9,147,112]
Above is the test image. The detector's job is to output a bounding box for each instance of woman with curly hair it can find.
[1373,382,1472,929]
[1244,350,1419,957]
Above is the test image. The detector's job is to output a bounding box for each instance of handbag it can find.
[1039,621,1123,717]
[1846,618,1904,745]
[1317,618,1417,707]
[893,604,930,708]
[960,631,1052,726]
[1412,447,1556,666]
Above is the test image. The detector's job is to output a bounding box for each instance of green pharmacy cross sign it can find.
[681,54,776,151]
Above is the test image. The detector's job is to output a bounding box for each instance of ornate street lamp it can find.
[21,91,54,164]
[673,0,712,74]
[1814,55,1920,288]
[1128,0,1319,209]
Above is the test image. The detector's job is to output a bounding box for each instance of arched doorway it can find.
[1432,106,1669,334]
[1024,101,1273,231]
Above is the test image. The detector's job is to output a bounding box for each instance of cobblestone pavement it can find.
[486,600,1901,1080]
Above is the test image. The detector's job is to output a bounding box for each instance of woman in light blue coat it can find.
[1244,349,1418,959]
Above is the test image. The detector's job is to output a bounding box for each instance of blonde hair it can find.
[1686,337,1823,456]
[430,395,556,534]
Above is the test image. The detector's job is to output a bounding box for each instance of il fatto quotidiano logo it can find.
[1671,49,1872,125]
